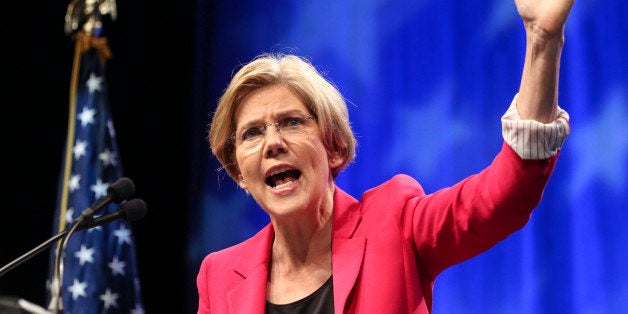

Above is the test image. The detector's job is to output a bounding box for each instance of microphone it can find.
[49,177,135,313]
[77,177,135,220]
[77,198,147,230]
[0,198,147,279]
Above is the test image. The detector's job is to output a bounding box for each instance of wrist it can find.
[525,26,564,64]
[525,23,565,46]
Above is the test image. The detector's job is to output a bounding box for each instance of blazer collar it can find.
[331,185,362,238]
[227,185,365,313]
[228,225,273,314]
[331,185,365,313]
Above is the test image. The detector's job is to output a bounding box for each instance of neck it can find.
[267,217,332,301]
[266,187,335,304]
[271,212,332,266]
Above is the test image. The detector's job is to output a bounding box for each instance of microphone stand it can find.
[0,230,74,314]
[1,198,146,313]
[1,198,145,278]
[0,219,90,314]
[48,217,85,313]
[0,231,67,278]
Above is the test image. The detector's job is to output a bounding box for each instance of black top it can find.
[266,276,334,314]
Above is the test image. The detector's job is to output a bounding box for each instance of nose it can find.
[264,127,287,158]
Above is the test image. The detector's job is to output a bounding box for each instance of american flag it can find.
[47,31,145,314]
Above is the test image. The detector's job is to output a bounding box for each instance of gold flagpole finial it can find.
[64,0,117,36]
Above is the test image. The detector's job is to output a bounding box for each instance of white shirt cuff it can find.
[501,94,570,160]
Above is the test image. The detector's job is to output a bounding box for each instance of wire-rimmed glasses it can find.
[231,115,316,151]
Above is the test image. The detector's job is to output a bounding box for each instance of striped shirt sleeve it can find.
[501,94,571,160]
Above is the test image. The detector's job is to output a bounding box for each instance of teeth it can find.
[272,174,294,188]
[273,180,295,190]
[268,167,293,177]
[266,167,301,189]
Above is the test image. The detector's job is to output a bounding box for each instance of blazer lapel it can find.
[332,236,365,313]
[227,225,274,314]
[225,187,365,314]
[331,187,365,313]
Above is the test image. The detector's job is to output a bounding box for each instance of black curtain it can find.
[2,1,196,313]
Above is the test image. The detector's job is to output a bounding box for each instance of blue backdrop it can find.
[188,1,627,313]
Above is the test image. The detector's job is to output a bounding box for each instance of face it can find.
[233,84,343,219]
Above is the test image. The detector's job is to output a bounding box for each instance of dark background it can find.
[3,1,199,312]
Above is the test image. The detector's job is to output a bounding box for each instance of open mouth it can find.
[265,169,302,189]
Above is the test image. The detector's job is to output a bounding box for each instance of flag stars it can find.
[77,106,96,127]
[114,224,132,246]
[86,73,103,93]
[91,178,109,199]
[69,174,81,192]
[108,256,126,276]
[67,279,88,300]
[65,207,75,224]
[99,288,119,310]
[74,245,95,265]
[99,148,118,167]
[55,53,143,312]
[73,140,88,160]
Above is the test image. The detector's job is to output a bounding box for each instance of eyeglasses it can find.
[232,115,316,150]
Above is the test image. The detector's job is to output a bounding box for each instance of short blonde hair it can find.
[208,53,357,181]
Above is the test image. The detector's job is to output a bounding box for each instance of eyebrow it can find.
[235,109,310,130]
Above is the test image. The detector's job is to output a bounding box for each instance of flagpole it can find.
[49,1,123,313]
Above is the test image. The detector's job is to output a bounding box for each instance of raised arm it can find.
[514,0,574,123]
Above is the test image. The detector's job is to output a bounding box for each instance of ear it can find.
[237,174,248,190]
[328,152,344,168]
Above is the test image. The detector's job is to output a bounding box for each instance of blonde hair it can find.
[208,53,356,181]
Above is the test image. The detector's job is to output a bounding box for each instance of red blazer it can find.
[197,143,558,313]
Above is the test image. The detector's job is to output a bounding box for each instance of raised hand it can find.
[514,0,575,38]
